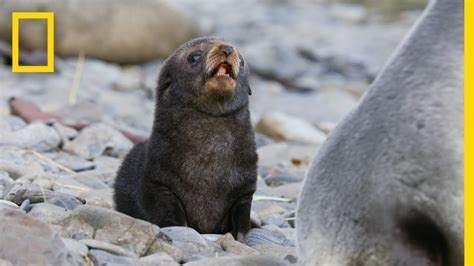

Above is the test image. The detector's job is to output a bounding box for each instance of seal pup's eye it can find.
[188,51,202,64]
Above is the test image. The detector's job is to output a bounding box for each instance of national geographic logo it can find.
[11,12,55,73]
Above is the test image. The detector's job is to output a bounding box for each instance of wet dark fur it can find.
[114,37,258,238]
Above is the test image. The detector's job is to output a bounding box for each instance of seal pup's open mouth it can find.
[210,62,235,80]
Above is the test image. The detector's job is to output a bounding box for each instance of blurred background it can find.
[0,0,428,139]
[0,1,435,262]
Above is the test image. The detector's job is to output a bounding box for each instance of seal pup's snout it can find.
[204,42,241,98]
[206,43,240,80]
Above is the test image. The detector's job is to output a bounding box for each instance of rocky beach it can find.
[0,0,426,265]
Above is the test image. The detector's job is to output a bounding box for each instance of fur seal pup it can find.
[297,0,463,265]
[114,37,257,239]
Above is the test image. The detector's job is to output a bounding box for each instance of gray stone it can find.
[45,152,95,172]
[0,146,48,178]
[0,115,26,131]
[0,173,14,199]
[0,199,19,209]
[93,156,121,171]
[0,208,76,265]
[52,122,78,146]
[255,133,276,148]
[216,233,259,256]
[145,241,185,262]
[28,203,71,225]
[270,182,302,200]
[69,173,110,190]
[81,239,138,258]
[62,238,89,257]
[50,176,94,196]
[112,66,142,92]
[172,241,214,258]
[79,188,114,209]
[161,227,208,246]
[64,123,133,159]
[257,205,289,218]
[89,249,136,266]
[201,234,223,242]
[264,173,303,187]
[243,228,294,247]
[4,182,85,209]
[261,214,291,228]
[253,245,297,263]
[251,88,359,126]
[61,205,160,257]
[0,123,61,152]
[250,211,262,228]
[139,253,179,265]
[257,143,291,168]
[184,256,288,266]
[70,170,117,188]
[279,228,296,244]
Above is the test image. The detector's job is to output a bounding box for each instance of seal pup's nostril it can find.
[222,46,233,56]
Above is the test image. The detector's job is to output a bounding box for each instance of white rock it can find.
[256,112,326,145]
[0,123,60,152]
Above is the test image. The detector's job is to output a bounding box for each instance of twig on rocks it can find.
[252,195,292,202]
[69,51,85,105]
[24,149,76,174]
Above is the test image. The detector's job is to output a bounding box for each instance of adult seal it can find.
[297,0,463,265]
[114,37,258,239]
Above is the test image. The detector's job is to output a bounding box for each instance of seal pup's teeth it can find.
[216,65,228,76]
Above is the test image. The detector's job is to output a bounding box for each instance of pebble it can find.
[243,228,295,247]
[261,213,291,228]
[79,188,114,209]
[62,238,89,257]
[61,205,160,257]
[139,252,180,265]
[63,123,133,159]
[0,115,26,131]
[161,227,208,247]
[4,182,85,209]
[28,203,71,225]
[216,233,259,256]
[184,255,288,266]
[264,173,303,187]
[88,249,135,266]
[0,208,77,265]
[145,240,185,262]
[0,173,14,199]
[80,238,138,258]
[52,122,78,146]
[0,199,19,209]
[253,244,298,264]
[257,205,289,218]
[44,152,95,172]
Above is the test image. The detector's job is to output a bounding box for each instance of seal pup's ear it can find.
[158,75,172,92]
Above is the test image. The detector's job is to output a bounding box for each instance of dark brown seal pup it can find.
[114,37,257,239]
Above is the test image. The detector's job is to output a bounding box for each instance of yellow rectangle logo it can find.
[12,12,54,73]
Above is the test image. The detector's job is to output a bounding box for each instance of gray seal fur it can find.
[296,0,463,265]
